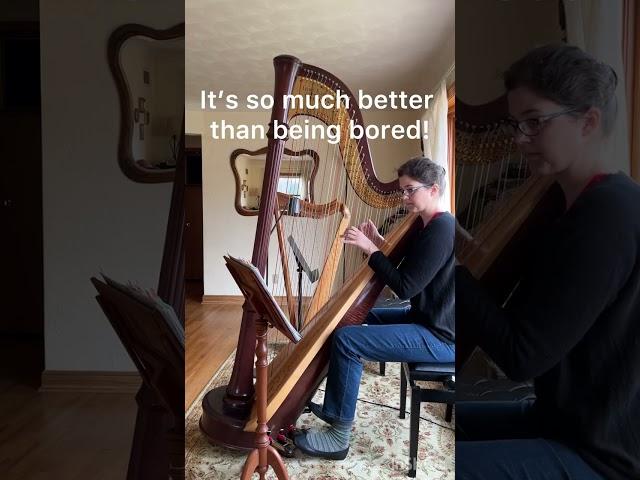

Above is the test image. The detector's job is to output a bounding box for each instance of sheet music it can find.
[224,254,302,343]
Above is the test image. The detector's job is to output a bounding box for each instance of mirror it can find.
[231,147,320,216]
[108,23,184,183]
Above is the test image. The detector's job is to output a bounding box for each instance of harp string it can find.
[265,69,407,362]
[455,122,530,260]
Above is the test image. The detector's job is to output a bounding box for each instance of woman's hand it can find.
[343,225,380,256]
[358,219,385,248]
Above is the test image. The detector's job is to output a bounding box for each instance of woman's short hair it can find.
[397,157,446,196]
[503,44,618,135]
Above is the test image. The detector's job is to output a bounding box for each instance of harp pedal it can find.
[285,424,308,439]
[268,429,297,457]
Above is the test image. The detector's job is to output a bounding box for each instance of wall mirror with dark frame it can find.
[231,147,320,216]
[108,23,184,183]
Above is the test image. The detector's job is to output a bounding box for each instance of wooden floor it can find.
[0,338,137,480]
[0,283,241,479]
[185,281,242,410]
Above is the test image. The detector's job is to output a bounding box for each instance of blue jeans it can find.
[320,306,455,423]
[456,400,603,479]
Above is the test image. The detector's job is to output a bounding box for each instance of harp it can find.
[455,96,564,369]
[200,55,421,449]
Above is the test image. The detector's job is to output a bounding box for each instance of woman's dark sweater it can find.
[457,173,640,479]
[368,211,455,344]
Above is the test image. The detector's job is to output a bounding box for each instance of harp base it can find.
[199,361,330,451]
[200,385,304,451]
[200,386,255,451]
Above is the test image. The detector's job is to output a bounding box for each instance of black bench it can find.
[399,362,455,478]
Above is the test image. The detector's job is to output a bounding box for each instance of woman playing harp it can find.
[456,45,640,480]
[294,157,455,459]
[202,55,451,452]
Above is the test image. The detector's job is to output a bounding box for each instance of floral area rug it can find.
[186,353,454,479]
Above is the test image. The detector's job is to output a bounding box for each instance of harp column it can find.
[222,56,301,412]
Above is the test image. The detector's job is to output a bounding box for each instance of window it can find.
[277,176,306,198]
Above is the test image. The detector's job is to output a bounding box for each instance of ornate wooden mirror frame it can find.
[230,147,320,216]
[107,23,184,183]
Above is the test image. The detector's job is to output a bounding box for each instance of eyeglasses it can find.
[501,108,578,137]
[399,185,430,197]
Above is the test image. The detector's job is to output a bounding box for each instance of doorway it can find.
[184,134,203,298]
[0,21,44,386]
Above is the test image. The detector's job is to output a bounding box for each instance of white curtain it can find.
[564,0,630,174]
[423,65,454,212]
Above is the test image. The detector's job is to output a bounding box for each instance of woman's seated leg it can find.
[456,401,603,479]
[456,400,538,441]
[364,306,411,325]
[457,438,603,479]
[296,322,454,459]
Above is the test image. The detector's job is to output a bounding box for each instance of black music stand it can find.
[224,255,301,480]
[287,235,318,330]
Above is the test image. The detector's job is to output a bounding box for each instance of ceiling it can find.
[186,0,454,110]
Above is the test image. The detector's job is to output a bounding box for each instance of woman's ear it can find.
[581,107,601,137]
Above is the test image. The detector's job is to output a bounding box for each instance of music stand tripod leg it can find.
[267,444,290,479]
[241,316,290,480]
[239,449,259,480]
